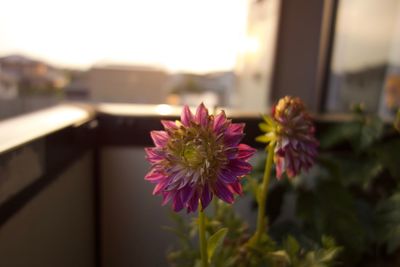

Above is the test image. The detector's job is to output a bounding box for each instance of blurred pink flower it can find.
[257,96,318,178]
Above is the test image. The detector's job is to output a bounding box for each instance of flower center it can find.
[183,145,204,167]
[166,125,228,186]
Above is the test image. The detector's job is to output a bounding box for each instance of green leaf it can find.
[194,259,202,267]
[297,178,366,256]
[375,192,400,253]
[356,115,384,151]
[319,122,360,149]
[207,228,228,263]
[321,235,336,249]
[372,138,400,179]
[285,235,300,258]
[268,250,290,265]
[259,122,273,132]
[256,133,275,144]
[262,114,276,126]
[319,248,341,263]
[325,154,383,187]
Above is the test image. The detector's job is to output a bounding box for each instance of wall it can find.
[100,147,258,267]
[0,153,95,267]
[100,147,175,267]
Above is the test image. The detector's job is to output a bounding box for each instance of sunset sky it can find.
[0,0,248,73]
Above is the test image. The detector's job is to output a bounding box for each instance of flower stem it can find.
[253,143,275,244]
[199,202,209,267]
[213,197,220,217]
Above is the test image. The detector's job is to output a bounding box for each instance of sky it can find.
[0,0,248,73]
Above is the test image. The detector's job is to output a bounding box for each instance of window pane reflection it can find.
[326,0,400,115]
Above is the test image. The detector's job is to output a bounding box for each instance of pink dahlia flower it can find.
[145,103,256,212]
[257,96,318,179]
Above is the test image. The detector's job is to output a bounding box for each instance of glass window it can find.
[326,0,400,116]
[235,0,280,112]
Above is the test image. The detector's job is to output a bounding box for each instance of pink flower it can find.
[145,103,256,212]
[257,96,318,178]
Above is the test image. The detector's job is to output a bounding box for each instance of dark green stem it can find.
[199,202,209,267]
[253,143,275,244]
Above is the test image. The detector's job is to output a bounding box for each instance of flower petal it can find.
[162,192,174,205]
[145,147,164,163]
[218,169,236,183]
[145,170,166,183]
[237,144,257,160]
[180,185,195,204]
[165,170,186,191]
[275,156,284,179]
[150,131,169,147]
[181,105,193,126]
[227,159,252,176]
[224,132,243,147]
[173,195,184,212]
[161,120,178,131]
[213,111,227,133]
[214,180,234,204]
[187,190,199,212]
[229,182,243,195]
[153,180,168,195]
[227,123,245,134]
[195,103,209,127]
[225,147,239,159]
[201,184,213,210]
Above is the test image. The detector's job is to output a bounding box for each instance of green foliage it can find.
[166,199,341,267]
[267,110,400,266]
[244,109,400,266]
[371,138,400,178]
[166,109,400,267]
[165,213,198,266]
[375,192,400,254]
[297,177,366,257]
[282,236,341,267]
[207,228,228,263]
[319,111,384,153]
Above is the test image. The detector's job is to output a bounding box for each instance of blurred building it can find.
[86,65,169,104]
[167,71,235,107]
[0,70,18,100]
[0,55,67,95]
[205,71,235,107]
[327,65,387,112]
[235,0,281,112]
[64,70,90,101]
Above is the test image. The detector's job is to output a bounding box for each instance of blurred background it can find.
[1,0,399,119]
[2,0,400,267]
